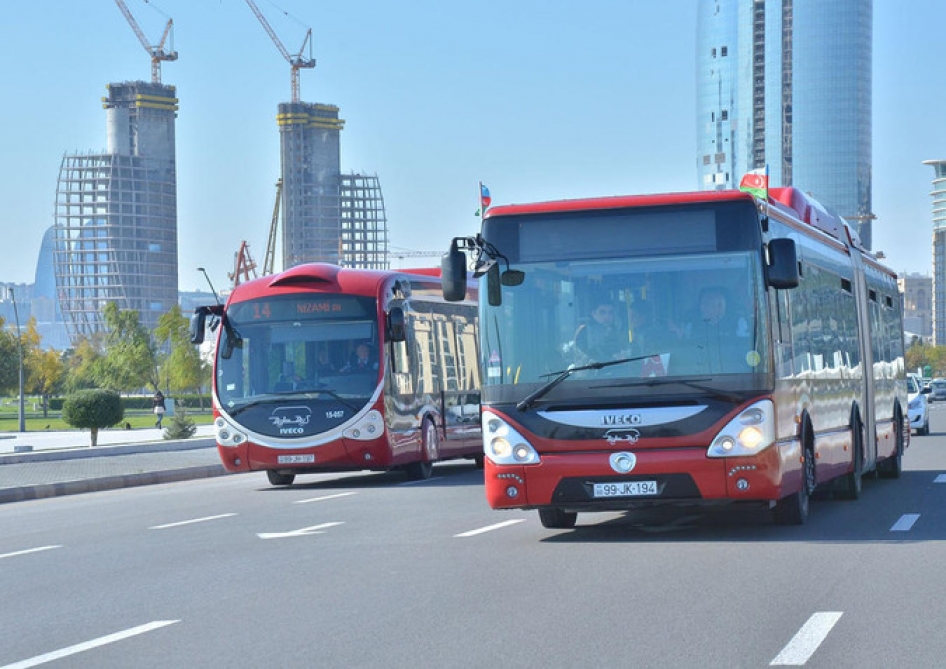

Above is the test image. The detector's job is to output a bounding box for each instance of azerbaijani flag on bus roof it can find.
[739,167,769,200]
[480,183,492,211]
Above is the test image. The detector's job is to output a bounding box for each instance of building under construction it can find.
[53,81,179,340]
[277,102,388,270]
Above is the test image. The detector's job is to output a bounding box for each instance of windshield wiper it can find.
[228,389,360,416]
[600,376,743,403]
[516,354,658,412]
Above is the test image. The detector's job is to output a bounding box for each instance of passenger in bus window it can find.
[343,342,378,373]
[574,300,627,361]
[315,348,336,374]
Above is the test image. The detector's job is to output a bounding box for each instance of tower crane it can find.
[114,0,178,84]
[244,0,316,103]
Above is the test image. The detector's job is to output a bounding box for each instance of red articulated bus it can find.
[191,263,481,485]
[442,183,907,527]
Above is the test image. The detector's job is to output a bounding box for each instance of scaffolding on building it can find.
[340,173,389,270]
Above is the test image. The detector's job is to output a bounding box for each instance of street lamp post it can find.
[9,288,25,432]
[197,267,221,305]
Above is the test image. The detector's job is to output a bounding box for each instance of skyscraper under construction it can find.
[54,80,179,341]
[277,102,388,271]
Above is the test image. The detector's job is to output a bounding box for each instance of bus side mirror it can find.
[487,263,502,306]
[387,307,406,342]
[442,241,468,301]
[190,307,210,345]
[767,238,799,289]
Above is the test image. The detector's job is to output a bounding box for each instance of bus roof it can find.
[227,263,442,303]
[484,186,874,258]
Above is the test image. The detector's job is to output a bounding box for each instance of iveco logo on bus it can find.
[269,406,312,435]
[601,413,642,426]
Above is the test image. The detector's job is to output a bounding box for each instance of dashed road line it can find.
[148,513,237,530]
[770,611,843,666]
[890,513,920,532]
[294,492,358,504]
[0,545,62,560]
[455,519,526,537]
[934,474,946,483]
[0,620,179,669]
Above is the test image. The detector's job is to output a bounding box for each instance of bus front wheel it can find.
[538,508,577,529]
[773,442,815,526]
[267,470,295,486]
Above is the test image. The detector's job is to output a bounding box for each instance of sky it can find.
[0,0,942,293]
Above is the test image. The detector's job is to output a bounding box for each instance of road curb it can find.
[0,438,217,465]
[0,465,231,505]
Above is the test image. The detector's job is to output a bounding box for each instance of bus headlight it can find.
[214,414,248,448]
[483,411,539,465]
[706,400,775,458]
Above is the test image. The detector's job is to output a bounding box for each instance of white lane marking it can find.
[935,474,946,483]
[455,519,526,537]
[294,492,358,504]
[770,611,843,666]
[890,513,920,532]
[399,477,444,486]
[0,546,62,560]
[148,513,237,530]
[257,522,344,539]
[0,620,179,669]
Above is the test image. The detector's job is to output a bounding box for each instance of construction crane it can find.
[262,178,283,276]
[229,241,259,288]
[114,0,178,84]
[244,0,316,103]
[388,247,442,269]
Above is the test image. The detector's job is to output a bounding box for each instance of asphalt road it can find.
[2,410,946,668]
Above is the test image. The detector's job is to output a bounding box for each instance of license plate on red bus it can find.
[277,454,315,464]
[593,481,658,498]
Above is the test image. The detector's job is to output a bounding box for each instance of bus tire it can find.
[842,410,864,500]
[773,427,815,526]
[538,508,577,529]
[877,412,904,479]
[267,470,295,486]
[405,418,438,481]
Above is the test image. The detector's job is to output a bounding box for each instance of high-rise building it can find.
[53,81,179,341]
[697,0,874,247]
[898,271,933,342]
[924,159,946,346]
[277,102,388,270]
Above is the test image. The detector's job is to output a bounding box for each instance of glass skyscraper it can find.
[696,0,874,247]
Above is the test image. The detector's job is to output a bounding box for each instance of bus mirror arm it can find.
[443,235,525,304]
[766,238,800,289]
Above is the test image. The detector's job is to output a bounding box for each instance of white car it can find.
[908,374,930,436]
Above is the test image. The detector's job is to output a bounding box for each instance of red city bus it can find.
[191,263,481,485]
[442,184,907,527]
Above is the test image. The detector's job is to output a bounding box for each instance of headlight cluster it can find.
[908,396,924,411]
[215,415,247,447]
[706,400,775,458]
[482,411,540,465]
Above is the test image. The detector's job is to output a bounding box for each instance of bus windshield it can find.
[481,250,770,400]
[215,293,380,411]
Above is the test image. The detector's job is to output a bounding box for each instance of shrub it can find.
[62,389,124,447]
[163,404,197,440]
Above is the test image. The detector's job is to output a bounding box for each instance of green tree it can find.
[97,302,158,392]
[61,389,124,447]
[61,336,104,393]
[153,305,208,400]
[0,316,18,395]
